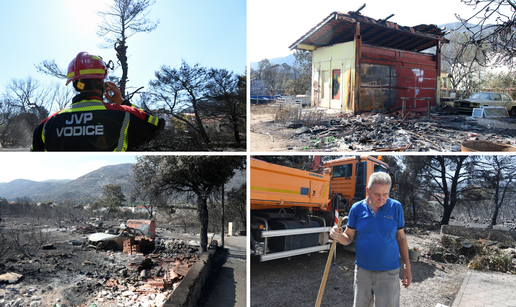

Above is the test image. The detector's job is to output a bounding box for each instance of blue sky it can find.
[248,0,498,62]
[0,0,246,112]
[0,153,139,183]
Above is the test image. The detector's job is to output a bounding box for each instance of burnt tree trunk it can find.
[232,120,241,145]
[115,37,128,99]
[197,195,209,252]
[192,101,210,144]
[438,156,464,226]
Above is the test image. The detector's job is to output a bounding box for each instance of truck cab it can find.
[250,156,398,261]
[325,156,396,212]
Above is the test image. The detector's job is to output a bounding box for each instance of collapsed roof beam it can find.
[351,3,366,16]
[380,14,395,22]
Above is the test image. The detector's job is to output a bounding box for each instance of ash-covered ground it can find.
[251,103,516,152]
[0,217,203,307]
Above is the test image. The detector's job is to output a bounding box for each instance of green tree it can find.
[150,61,211,144]
[101,184,126,219]
[202,69,246,145]
[291,50,312,95]
[132,155,245,251]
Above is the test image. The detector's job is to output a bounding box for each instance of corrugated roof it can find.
[289,11,448,52]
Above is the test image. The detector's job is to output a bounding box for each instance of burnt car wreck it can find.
[87,226,155,254]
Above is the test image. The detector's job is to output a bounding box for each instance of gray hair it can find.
[368,172,391,189]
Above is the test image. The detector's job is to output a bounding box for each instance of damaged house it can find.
[289,9,449,113]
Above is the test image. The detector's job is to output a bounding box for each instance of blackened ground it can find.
[0,217,203,307]
[250,103,516,152]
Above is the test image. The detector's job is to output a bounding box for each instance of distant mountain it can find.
[250,53,296,71]
[0,163,134,203]
[440,22,483,32]
[0,163,246,203]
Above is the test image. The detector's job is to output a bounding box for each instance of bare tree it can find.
[34,59,67,80]
[456,0,516,69]
[442,30,487,97]
[472,155,516,228]
[251,156,315,171]
[47,82,76,112]
[226,183,246,230]
[393,156,434,226]
[96,0,159,98]
[0,77,50,148]
[7,218,50,258]
[420,156,480,225]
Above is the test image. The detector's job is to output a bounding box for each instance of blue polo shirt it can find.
[347,198,405,271]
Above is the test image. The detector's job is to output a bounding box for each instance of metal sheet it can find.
[359,45,437,111]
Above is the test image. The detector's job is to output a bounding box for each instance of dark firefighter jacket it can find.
[32,93,165,151]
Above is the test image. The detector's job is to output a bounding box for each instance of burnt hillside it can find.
[0,163,133,202]
[0,164,246,203]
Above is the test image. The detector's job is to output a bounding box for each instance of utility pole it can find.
[221,184,225,248]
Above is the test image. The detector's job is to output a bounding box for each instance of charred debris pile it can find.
[405,226,516,274]
[0,225,201,307]
[285,109,516,152]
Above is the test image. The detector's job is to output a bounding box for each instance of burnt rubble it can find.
[0,227,202,307]
[154,238,200,257]
[287,111,516,152]
[403,224,516,274]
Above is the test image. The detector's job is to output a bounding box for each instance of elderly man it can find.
[330,171,411,307]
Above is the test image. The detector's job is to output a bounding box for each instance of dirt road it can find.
[251,232,468,307]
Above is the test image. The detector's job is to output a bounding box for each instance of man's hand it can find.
[330,225,343,241]
[402,266,412,288]
[104,81,123,105]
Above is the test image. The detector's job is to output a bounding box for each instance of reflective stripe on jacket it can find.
[32,93,165,151]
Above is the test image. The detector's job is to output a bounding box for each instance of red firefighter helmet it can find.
[66,52,108,85]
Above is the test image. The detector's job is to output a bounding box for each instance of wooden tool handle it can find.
[315,216,343,307]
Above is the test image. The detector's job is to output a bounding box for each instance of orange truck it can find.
[251,156,397,261]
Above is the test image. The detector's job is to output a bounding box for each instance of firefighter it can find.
[32,52,165,151]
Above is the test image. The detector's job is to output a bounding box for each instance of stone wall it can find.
[163,249,216,307]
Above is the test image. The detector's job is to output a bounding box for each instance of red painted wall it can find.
[359,44,437,111]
